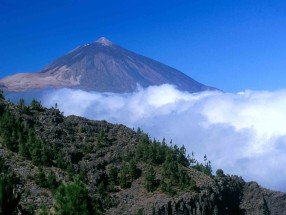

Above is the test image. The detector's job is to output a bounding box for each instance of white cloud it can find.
[39,84,286,191]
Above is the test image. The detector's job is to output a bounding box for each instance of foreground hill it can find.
[0,94,285,214]
[0,37,216,93]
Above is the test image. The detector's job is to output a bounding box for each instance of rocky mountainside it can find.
[0,93,286,214]
[0,37,216,93]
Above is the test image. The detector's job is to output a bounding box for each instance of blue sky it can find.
[1,0,286,92]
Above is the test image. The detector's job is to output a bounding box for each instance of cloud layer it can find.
[21,85,286,191]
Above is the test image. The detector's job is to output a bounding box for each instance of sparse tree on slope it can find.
[144,165,157,192]
[55,179,97,215]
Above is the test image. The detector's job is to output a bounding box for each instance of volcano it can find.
[0,37,216,93]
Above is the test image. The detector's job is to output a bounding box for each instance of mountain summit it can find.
[96,37,113,46]
[0,37,216,93]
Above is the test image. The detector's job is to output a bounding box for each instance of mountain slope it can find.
[0,37,216,93]
[0,95,285,214]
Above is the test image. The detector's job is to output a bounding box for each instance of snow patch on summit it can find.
[96,37,113,46]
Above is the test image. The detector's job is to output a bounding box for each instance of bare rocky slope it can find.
[0,37,216,93]
[0,95,286,214]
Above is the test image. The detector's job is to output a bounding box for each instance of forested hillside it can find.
[0,91,285,215]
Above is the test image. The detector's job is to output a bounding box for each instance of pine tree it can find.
[18,132,29,158]
[119,163,131,189]
[54,179,96,215]
[188,152,197,167]
[0,176,21,215]
[204,160,212,176]
[97,181,110,209]
[178,166,190,190]
[97,130,107,148]
[216,169,225,177]
[30,139,42,165]
[55,151,66,169]
[46,171,58,190]
[67,162,74,180]
[40,140,51,166]
[129,160,140,180]
[177,145,190,167]
[160,179,175,196]
[11,130,19,152]
[163,151,178,183]
[2,130,12,150]
[30,99,43,111]
[108,165,118,191]
[144,166,156,192]
[35,167,48,188]
[18,98,25,110]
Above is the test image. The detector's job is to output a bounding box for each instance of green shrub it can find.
[54,179,97,215]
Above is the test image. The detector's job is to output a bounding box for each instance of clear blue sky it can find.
[1,0,286,92]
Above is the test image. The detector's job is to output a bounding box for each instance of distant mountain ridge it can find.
[0,37,217,93]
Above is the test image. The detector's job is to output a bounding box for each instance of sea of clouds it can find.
[9,84,286,191]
